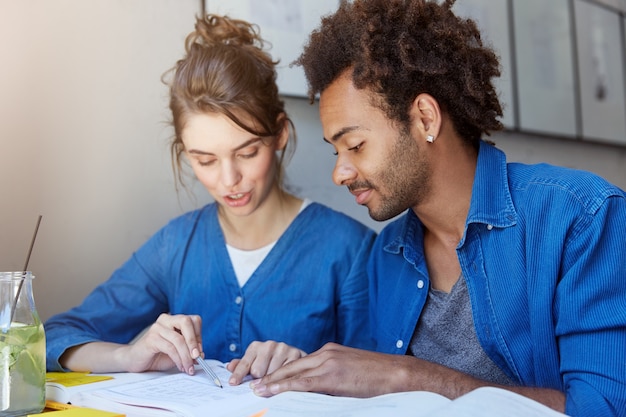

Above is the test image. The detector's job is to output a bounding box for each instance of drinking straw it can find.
[8,215,43,323]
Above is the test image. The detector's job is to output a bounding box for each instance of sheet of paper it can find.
[436,387,567,417]
[226,391,450,417]
[76,362,266,416]
[223,387,567,417]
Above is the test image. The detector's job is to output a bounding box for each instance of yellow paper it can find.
[45,399,78,410]
[29,406,124,416]
[46,372,114,387]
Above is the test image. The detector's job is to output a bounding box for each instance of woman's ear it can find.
[275,113,290,151]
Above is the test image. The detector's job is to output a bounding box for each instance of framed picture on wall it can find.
[574,0,626,145]
[512,0,578,138]
[205,0,340,98]
[591,0,623,11]
[453,0,515,129]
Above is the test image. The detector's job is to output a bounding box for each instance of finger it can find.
[251,356,313,393]
[263,342,302,375]
[229,355,255,385]
[252,371,320,397]
[247,341,279,378]
[155,314,197,374]
[171,314,203,359]
[139,321,186,372]
[226,359,241,372]
[189,315,203,355]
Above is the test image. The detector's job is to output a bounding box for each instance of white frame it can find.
[453,0,515,129]
[574,0,626,144]
[205,0,340,97]
[513,0,578,137]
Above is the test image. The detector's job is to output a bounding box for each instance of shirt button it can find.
[229,343,237,352]
[417,280,425,289]
[396,340,403,349]
[487,224,493,230]
[235,296,242,305]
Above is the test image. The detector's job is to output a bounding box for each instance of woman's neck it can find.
[218,187,302,250]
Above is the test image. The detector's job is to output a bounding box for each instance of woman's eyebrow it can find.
[186,137,263,155]
[232,137,263,151]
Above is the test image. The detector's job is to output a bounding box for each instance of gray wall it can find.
[1,1,625,322]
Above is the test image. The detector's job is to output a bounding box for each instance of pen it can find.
[196,356,223,388]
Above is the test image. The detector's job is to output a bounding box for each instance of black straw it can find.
[8,215,42,323]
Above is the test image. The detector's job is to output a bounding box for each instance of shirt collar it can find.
[466,140,518,229]
[384,140,518,257]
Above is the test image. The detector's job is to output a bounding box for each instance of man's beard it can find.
[360,129,431,222]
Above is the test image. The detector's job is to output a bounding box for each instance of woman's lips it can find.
[223,191,251,207]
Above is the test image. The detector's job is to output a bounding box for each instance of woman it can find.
[44,14,375,386]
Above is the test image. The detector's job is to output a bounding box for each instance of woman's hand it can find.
[60,313,204,374]
[124,313,204,374]
[226,340,306,386]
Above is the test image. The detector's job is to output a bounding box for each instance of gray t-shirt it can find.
[409,275,516,386]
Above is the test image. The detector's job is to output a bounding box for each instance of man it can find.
[248,0,626,415]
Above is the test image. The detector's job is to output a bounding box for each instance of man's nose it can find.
[332,157,357,186]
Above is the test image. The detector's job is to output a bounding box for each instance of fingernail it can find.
[229,377,236,385]
[192,348,199,358]
[253,384,266,395]
[188,366,195,375]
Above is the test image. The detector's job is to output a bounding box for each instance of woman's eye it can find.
[238,149,258,159]
[197,159,215,167]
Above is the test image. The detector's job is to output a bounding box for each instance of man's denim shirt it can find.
[368,141,626,417]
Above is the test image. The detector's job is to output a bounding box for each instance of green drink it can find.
[0,272,46,416]
[0,323,46,416]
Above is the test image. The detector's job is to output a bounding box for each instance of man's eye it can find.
[348,143,363,152]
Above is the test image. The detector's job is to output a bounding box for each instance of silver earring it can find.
[426,134,435,143]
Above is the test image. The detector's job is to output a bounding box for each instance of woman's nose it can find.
[221,161,242,188]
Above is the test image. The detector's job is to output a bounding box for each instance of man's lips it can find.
[350,188,372,205]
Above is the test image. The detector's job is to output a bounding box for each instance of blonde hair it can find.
[165,14,295,189]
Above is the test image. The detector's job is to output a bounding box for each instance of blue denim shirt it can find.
[46,202,376,371]
[368,141,626,417]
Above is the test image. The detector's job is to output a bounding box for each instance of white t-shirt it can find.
[226,198,311,287]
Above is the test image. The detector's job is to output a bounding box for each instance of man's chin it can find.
[366,205,405,222]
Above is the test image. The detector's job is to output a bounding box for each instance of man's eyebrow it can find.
[187,137,262,155]
[323,126,362,143]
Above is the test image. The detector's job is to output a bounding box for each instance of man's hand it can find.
[250,342,411,398]
[248,342,565,413]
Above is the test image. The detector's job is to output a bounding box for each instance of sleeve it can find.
[335,226,377,350]
[44,225,175,371]
[557,195,626,416]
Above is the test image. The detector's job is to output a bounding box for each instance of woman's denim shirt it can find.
[46,203,376,370]
[368,141,626,417]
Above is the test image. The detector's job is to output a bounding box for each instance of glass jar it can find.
[0,271,46,416]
